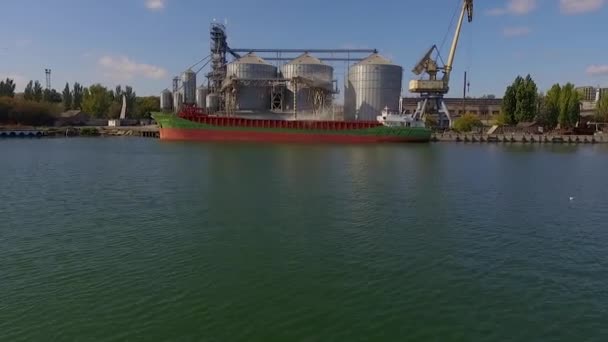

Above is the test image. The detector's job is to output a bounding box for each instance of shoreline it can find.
[0,126,160,138]
[2,126,607,144]
[431,132,607,144]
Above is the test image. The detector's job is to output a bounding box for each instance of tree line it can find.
[0,78,160,126]
[500,75,587,129]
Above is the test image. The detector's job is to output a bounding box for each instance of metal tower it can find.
[45,69,51,89]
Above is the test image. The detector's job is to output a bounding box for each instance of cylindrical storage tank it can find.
[196,86,208,109]
[226,53,277,111]
[346,53,402,121]
[160,89,173,112]
[206,93,220,112]
[181,69,197,105]
[281,53,333,113]
[173,92,183,113]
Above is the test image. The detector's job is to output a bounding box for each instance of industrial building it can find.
[576,86,608,117]
[162,23,407,121]
[400,97,502,119]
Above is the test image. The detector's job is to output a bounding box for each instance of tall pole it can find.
[45,69,51,89]
[463,71,467,115]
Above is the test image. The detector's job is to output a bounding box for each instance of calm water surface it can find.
[1,138,608,341]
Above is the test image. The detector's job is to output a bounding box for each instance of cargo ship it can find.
[152,108,431,144]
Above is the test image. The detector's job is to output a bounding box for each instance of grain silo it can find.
[160,89,173,112]
[345,53,402,121]
[225,53,277,111]
[196,86,208,109]
[181,69,197,105]
[173,92,183,113]
[282,53,334,113]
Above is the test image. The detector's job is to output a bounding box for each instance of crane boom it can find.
[409,0,473,94]
[408,0,474,129]
[444,0,473,83]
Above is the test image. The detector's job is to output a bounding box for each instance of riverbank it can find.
[3,126,608,144]
[432,132,608,144]
[0,125,159,138]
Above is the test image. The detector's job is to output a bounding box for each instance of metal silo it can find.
[173,92,183,113]
[225,53,277,111]
[160,89,173,112]
[206,93,220,112]
[181,69,197,105]
[282,53,333,113]
[196,86,208,109]
[346,53,402,121]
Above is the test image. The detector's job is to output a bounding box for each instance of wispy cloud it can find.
[586,64,608,76]
[560,0,605,14]
[487,0,537,15]
[98,55,167,80]
[145,0,166,10]
[503,26,532,37]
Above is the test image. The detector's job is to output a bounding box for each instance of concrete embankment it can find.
[432,133,608,144]
[0,126,160,138]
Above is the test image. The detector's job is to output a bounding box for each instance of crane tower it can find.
[409,0,474,128]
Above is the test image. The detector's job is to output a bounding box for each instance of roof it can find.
[231,52,271,65]
[285,53,327,66]
[353,53,395,66]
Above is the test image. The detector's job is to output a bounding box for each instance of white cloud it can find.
[503,26,532,37]
[98,55,168,80]
[145,0,166,10]
[560,0,605,14]
[487,0,537,15]
[586,64,608,76]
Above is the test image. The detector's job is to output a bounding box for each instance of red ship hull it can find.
[159,128,426,144]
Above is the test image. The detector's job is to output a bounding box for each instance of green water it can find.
[2,138,608,341]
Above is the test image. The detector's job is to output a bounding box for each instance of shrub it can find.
[0,97,59,126]
[453,113,482,132]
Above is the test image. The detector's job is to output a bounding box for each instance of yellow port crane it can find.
[409,0,473,128]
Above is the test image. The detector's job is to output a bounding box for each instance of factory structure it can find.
[576,86,608,117]
[159,23,403,121]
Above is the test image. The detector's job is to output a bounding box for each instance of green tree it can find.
[24,81,34,101]
[597,93,608,122]
[538,84,561,129]
[33,81,43,102]
[0,97,59,126]
[82,84,112,118]
[502,84,517,125]
[0,78,16,97]
[502,75,539,124]
[558,83,580,128]
[453,113,482,132]
[43,89,62,103]
[134,96,160,119]
[514,74,537,123]
[62,83,72,110]
[72,82,84,109]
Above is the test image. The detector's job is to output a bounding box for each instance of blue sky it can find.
[2,0,607,99]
